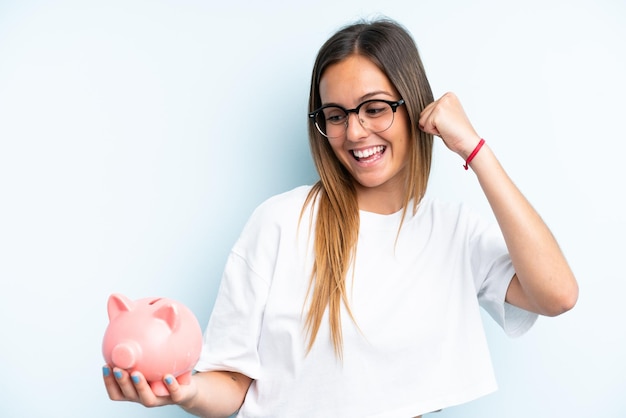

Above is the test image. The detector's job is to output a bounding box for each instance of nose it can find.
[345,111,368,141]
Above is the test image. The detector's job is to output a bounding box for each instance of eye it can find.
[323,107,347,125]
[362,101,389,117]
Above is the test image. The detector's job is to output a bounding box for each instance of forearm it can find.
[419,92,577,315]
[469,143,578,316]
[181,371,251,418]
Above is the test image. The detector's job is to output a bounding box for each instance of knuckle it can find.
[142,398,160,408]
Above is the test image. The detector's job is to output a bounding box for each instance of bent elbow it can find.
[543,278,579,317]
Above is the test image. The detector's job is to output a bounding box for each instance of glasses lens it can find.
[315,106,347,138]
[360,101,394,134]
[313,100,398,138]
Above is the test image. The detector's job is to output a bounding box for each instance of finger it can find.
[418,99,434,123]
[162,374,184,402]
[420,98,437,115]
[418,104,440,136]
[103,365,126,401]
[130,372,172,407]
[163,373,198,406]
[112,367,141,402]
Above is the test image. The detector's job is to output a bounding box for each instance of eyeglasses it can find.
[308,99,405,139]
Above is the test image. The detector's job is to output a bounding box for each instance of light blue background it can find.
[1,0,624,417]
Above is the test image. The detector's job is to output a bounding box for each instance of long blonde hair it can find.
[303,18,435,358]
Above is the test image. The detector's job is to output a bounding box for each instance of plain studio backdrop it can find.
[0,0,624,417]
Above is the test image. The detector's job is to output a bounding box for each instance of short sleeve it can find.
[471,219,538,338]
[194,250,269,379]
[194,187,310,379]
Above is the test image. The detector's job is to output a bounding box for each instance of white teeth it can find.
[353,146,385,159]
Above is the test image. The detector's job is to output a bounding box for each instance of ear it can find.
[107,293,134,321]
[154,303,180,332]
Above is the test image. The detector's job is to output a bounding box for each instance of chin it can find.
[353,177,389,189]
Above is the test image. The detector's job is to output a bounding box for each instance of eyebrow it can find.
[321,90,395,107]
[359,90,394,101]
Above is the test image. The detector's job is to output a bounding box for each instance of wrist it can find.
[457,135,484,160]
[463,138,486,170]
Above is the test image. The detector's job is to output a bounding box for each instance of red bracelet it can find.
[463,138,485,170]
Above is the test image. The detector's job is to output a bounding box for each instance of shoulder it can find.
[416,196,489,235]
[259,185,313,209]
[232,185,314,262]
[417,196,469,220]
[237,185,313,240]
[251,185,314,221]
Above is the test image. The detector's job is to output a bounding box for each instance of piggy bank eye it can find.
[148,298,163,305]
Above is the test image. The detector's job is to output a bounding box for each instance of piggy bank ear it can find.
[154,303,180,332]
[107,293,134,321]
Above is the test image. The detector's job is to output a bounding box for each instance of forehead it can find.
[319,55,396,105]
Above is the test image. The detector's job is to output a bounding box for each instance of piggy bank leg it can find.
[150,380,170,397]
[177,371,192,385]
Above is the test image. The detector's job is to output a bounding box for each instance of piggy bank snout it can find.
[111,340,142,369]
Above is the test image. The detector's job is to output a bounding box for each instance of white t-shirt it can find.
[195,185,537,417]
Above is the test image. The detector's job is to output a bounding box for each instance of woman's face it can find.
[319,55,411,199]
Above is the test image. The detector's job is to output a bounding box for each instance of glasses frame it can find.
[308,99,405,139]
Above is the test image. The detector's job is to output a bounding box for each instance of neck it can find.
[355,184,405,214]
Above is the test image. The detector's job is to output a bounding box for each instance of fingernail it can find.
[164,376,173,385]
[102,366,110,377]
[114,370,123,379]
[131,374,140,384]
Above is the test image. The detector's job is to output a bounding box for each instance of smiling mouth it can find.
[351,145,386,161]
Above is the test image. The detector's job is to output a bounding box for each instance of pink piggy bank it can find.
[102,293,203,396]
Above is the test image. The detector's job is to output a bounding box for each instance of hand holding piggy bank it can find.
[102,293,203,396]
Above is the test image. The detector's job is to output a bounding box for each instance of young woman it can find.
[104,18,578,418]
